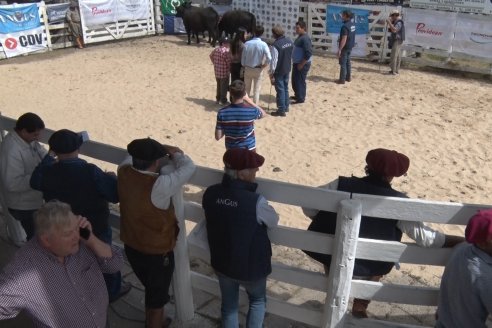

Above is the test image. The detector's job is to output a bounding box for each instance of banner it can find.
[80,0,117,27]
[233,0,301,40]
[0,26,46,58]
[403,8,456,52]
[161,0,185,16]
[116,0,149,21]
[410,0,492,14]
[0,4,40,33]
[327,5,370,57]
[163,15,186,34]
[452,13,492,59]
[46,3,70,24]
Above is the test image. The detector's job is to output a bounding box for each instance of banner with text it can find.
[0,26,46,58]
[410,0,492,14]
[80,0,117,27]
[327,5,370,57]
[46,3,70,24]
[403,8,456,52]
[116,0,149,21]
[0,4,40,33]
[452,13,492,59]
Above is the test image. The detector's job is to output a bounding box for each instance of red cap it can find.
[223,148,265,170]
[465,209,492,244]
[365,148,410,177]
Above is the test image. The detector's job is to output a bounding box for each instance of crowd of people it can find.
[0,111,490,328]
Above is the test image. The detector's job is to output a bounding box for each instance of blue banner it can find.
[326,5,370,35]
[0,4,41,34]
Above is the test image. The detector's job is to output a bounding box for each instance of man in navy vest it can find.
[269,25,294,117]
[202,148,279,328]
[30,129,130,303]
[336,10,356,85]
[303,148,464,318]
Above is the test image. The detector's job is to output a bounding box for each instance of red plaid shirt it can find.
[210,46,231,79]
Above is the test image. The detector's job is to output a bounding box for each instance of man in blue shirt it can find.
[291,20,312,104]
[30,129,130,303]
[241,25,272,105]
[336,10,356,85]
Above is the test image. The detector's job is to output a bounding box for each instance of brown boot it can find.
[75,36,84,49]
[145,308,172,328]
[352,298,370,318]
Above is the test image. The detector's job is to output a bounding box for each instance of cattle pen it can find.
[1,114,491,328]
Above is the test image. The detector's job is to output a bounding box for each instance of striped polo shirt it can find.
[216,103,262,150]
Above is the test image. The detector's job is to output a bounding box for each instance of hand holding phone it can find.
[79,227,91,240]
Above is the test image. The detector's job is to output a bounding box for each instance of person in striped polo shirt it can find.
[215,80,267,151]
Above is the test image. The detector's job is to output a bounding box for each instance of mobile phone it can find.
[79,227,91,240]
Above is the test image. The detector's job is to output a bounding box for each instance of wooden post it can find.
[322,199,362,328]
[171,189,195,321]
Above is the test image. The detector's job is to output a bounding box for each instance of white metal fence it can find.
[1,113,490,327]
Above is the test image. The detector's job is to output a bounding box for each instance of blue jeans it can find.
[218,274,267,328]
[274,73,290,112]
[339,49,352,82]
[97,228,122,301]
[291,62,311,102]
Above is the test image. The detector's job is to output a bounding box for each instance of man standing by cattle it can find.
[336,10,356,84]
[241,25,272,105]
[291,20,312,105]
[269,26,294,117]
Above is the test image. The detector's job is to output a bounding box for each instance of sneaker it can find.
[271,110,286,117]
[110,281,132,303]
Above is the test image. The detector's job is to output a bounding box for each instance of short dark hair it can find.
[229,80,246,100]
[296,20,307,30]
[342,10,353,18]
[15,112,45,133]
[132,158,155,171]
[254,25,264,37]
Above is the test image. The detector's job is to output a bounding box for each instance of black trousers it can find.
[125,245,175,309]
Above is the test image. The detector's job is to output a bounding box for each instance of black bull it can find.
[176,3,219,47]
[218,10,256,38]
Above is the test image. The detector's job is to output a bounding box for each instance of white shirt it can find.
[302,178,445,248]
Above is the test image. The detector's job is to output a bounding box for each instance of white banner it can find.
[403,8,456,52]
[116,0,149,21]
[410,0,492,15]
[330,33,367,57]
[0,26,46,58]
[452,14,492,59]
[80,0,117,27]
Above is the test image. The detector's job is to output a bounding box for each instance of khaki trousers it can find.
[244,67,264,105]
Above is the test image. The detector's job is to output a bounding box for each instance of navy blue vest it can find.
[39,160,110,237]
[340,20,356,50]
[306,175,406,276]
[202,175,272,281]
[272,35,294,76]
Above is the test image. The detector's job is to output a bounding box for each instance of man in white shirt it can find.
[117,138,195,328]
[303,148,464,318]
[0,113,46,240]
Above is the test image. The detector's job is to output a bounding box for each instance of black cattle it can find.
[218,10,256,39]
[176,2,219,46]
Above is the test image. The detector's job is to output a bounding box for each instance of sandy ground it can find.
[1,34,491,326]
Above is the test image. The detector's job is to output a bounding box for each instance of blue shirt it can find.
[216,103,262,150]
[437,243,492,328]
[241,37,271,68]
[292,33,312,64]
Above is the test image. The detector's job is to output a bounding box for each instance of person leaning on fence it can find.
[117,137,195,328]
[386,9,405,75]
[202,148,279,328]
[210,36,231,105]
[66,0,84,49]
[336,10,356,85]
[0,113,46,240]
[215,80,267,151]
[436,209,492,328]
[302,148,464,318]
[0,200,124,327]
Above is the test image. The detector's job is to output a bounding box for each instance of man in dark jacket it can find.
[336,10,356,84]
[202,148,279,328]
[303,148,464,318]
[30,129,130,303]
[269,25,294,117]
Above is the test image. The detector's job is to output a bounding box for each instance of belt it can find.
[246,65,262,69]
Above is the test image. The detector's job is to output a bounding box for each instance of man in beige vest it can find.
[117,138,195,328]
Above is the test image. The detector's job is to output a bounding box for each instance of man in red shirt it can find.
[210,37,231,105]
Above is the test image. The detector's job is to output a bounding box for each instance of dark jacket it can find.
[202,174,272,281]
[340,19,356,50]
[306,175,406,276]
[272,35,294,76]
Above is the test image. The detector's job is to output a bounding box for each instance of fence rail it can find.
[1,114,490,327]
